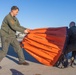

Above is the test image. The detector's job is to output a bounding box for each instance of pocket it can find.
[0,30,5,36]
[1,37,7,43]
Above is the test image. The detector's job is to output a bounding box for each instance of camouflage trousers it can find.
[0,36,25,63]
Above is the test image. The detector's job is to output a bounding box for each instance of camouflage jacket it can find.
[0,13,26,37]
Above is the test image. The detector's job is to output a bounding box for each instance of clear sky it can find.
[0,0,76,29]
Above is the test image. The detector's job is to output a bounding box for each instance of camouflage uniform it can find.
[0,13,26,63]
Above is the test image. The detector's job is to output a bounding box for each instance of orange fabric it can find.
[21,27,67,66]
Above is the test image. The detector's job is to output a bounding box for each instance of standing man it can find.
[0,6,30,65]
[68,21,76,66]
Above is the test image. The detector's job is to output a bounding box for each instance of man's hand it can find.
[24,29,30,34]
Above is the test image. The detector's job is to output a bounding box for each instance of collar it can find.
[9,13,16,21]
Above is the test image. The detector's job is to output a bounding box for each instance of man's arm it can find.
[17,20,30,33]
[17,19,27,30]
[7,16,27,33]
[68,28,73,37]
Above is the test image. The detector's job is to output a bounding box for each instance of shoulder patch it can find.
[10,20,15,25]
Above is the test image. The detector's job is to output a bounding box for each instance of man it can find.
[56,22,76,68]
[67,22,76,52]
[68,21,76,44]
[68,21,76,66]
[0,6,30,66]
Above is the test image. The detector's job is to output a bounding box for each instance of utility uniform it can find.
[0,13,26,63]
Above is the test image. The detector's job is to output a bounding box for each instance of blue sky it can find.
[0,0,76,29]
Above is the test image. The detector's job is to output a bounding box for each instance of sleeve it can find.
[1,17,10,33]
[68,28,73,44]
[7,16,26,33]
[17,19,27,30]
[68,28,72,37]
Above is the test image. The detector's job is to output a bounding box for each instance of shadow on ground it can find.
[0,45,40,64]
[10,69,24,75]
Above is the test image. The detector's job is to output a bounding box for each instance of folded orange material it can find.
[21,27,67,66]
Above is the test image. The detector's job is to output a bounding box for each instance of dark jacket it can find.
[68,26,76,44]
